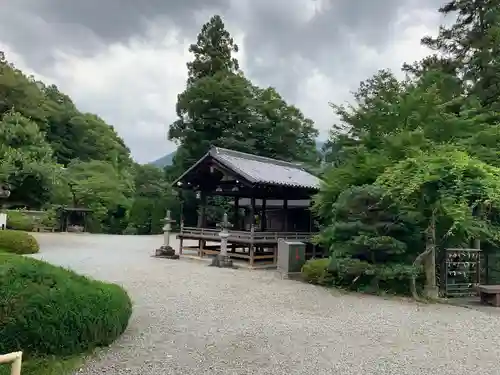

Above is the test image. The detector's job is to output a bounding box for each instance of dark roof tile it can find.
[210,147,321,189]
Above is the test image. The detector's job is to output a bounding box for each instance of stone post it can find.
[154,210,178,259]
[163,210,172,247]
[219,213,230,257]
[211,212,233,268]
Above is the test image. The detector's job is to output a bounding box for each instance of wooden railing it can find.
[0,351,22,375]
[180,226,315,242]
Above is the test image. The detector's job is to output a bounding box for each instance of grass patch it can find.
[0,354,85,375]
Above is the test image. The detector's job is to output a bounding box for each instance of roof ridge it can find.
[211,146,305,169]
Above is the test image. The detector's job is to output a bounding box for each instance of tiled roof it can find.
[209,147,321,189]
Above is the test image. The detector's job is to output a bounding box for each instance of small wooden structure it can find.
[174,147,323,267]
[58,207,92,232]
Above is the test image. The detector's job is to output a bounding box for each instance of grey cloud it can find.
[0,0,230,71]
[0,0,446,162]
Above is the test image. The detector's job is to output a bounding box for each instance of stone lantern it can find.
[211,212,234,268]
[154,210,179,259]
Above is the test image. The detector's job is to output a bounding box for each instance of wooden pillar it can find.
[197,192,207,256]
[197,192,207,227]
[249,224,255,267]
[178,194,185,255]
[250,197,256,265]
[232,196,239,252]
[250,197,256,227]
[283,199,288,231]
[233,197,239,230]
[261,198,267,232]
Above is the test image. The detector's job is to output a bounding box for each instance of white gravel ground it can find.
[31,232,500,375]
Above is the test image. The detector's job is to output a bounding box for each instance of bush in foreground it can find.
[0,254,132,356]
[0,229,39,254]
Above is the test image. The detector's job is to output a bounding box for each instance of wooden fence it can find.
[0,352,22,375]
[180,226,314,242]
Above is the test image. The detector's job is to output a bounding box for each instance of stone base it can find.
[210,254,234,268]
[155,245,179,259]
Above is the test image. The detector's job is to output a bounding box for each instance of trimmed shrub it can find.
[301,257,423,296]
[0,254,132,356]
[6,211,35,231]
[39,208,59,229]
[0,230,39,254]
[301,258,331,285]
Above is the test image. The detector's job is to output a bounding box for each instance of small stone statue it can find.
[155,210,179,259]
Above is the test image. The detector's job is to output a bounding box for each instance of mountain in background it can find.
[150,150,176,168]
[149,140,326,168]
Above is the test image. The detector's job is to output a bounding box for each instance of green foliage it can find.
[186,15,240,84]
[0,52,132,170]
[314,185,423,295]
[421,0,500,111]
[0,229,39,254]
[54,160,134,232]
[0,254,132,356]
[317,185,422,261]
[327,258,421,295]
[301,257,421,295]
[0,111,58,208]
[0,51,139,231]
[377,149,500,245]
[128,164,176,234]
[0,354,84,375]
[301,258,331,285]
[39,208,59,228]
[6,210,35,231]
[315,2,500,298]
[168,15,319,178]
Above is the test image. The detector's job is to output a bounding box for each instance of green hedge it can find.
[0,254,132,356]
[0,230,39,254]
[301,257,422,296]
[6,211,35,231]
[301,258,331,285]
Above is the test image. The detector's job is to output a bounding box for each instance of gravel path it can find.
[32,233,500,375]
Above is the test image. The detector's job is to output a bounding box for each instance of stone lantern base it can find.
[155,245,179,259]
[210,254,234,268]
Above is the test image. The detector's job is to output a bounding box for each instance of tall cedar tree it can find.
[186,15,239,84]
[168,15,318,176]
[421,0,500,111]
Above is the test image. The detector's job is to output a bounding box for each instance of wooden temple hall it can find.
[174,146,324,267]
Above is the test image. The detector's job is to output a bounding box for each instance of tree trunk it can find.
[410,211,438,300]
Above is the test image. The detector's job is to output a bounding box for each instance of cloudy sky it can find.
[0,0,446,163]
